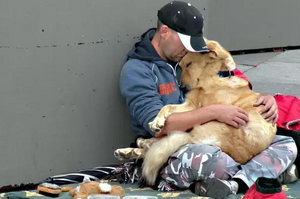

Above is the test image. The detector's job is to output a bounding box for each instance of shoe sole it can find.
[282,164,299,184]
[193,179,232,199]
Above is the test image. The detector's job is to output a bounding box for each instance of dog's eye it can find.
[186,62,192,68]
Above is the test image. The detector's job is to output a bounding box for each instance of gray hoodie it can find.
[120,28,185,138]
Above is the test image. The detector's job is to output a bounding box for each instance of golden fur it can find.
[69,181,125,199]
[142,40,277,185]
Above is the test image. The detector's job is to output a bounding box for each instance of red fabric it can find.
[233,69,252,89]
[233,69,249,81]
[274,94,300,131]
[243,183,287,199]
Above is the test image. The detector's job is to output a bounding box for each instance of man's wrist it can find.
[207,105,218,121]
[196,105,217,123]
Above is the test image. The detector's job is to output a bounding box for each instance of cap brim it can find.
[178,32,209,53]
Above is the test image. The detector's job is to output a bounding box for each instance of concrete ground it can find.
[233,50,300,98]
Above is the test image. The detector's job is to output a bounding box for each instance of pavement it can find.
[232,50,300,98]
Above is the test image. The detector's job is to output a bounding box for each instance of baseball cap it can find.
[157,1,209,52]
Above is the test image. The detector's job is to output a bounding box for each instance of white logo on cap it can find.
[187,3,191,6]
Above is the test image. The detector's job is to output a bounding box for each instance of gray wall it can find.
[205,0,300,51]
[0,0,208,187]
[0,0,299,186]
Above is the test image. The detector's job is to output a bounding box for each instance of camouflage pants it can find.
[160,135,297,188]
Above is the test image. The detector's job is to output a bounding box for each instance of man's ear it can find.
[159,25,172,39]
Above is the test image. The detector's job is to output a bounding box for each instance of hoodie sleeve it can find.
[120,59,163,136]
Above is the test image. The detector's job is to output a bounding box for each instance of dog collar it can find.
[218,71,234,78]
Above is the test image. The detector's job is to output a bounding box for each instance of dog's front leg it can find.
[149,101,195,134]
[136,137,159,149]
[114,148,145,160]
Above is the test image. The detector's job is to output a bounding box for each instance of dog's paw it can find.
[114,148,135,160]
[114,148,144,160]
[149,117,165,133]
[136,138,147,148]
[137,138,157,149]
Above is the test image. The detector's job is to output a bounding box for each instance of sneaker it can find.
[191,178,238,199]
[278,164,298,184]
[243,177,287,199]
[153,177,177,192]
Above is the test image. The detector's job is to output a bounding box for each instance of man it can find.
[119,1,297,198]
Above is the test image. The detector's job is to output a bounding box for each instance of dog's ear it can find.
[206,40,229,60]
[206,40,218,50]
[208,50,218,59]
[206,39,236,70]
[206,40,221,59]
[225,57,236,71]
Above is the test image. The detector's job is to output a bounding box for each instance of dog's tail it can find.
[142,132,192,186]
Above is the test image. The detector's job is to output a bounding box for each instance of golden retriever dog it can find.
[115,40,277,186]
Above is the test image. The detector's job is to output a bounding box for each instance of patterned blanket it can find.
[1,180,300,199]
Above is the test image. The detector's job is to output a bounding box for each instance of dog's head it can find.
[179,40,236,89]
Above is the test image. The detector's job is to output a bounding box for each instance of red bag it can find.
[275,94,300,131]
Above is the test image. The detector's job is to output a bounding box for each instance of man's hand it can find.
[253,94,278,125]
[212,104,249,128]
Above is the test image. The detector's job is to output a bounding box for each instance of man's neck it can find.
[151,32,167,61]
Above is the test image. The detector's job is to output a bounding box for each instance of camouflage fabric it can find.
[160,135,297,189]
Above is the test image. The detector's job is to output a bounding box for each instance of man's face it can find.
[160,28,188,62]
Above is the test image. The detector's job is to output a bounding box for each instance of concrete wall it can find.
[0,0,299,186]
[0,0,209,187]
[205,0,300,51]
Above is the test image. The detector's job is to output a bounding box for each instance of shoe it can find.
[243,177,287,199]
[191,178,238,199]
[278,164,298,184]
[153,177,177,192]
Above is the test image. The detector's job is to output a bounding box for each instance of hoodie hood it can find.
[127,28,162,61]
[127,28,177,68]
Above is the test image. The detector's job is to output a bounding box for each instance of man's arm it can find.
[157,94,278,137]
[156,104,249,137]
[120,60,163,136]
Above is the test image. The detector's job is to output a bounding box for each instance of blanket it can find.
[2,180,300,199]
